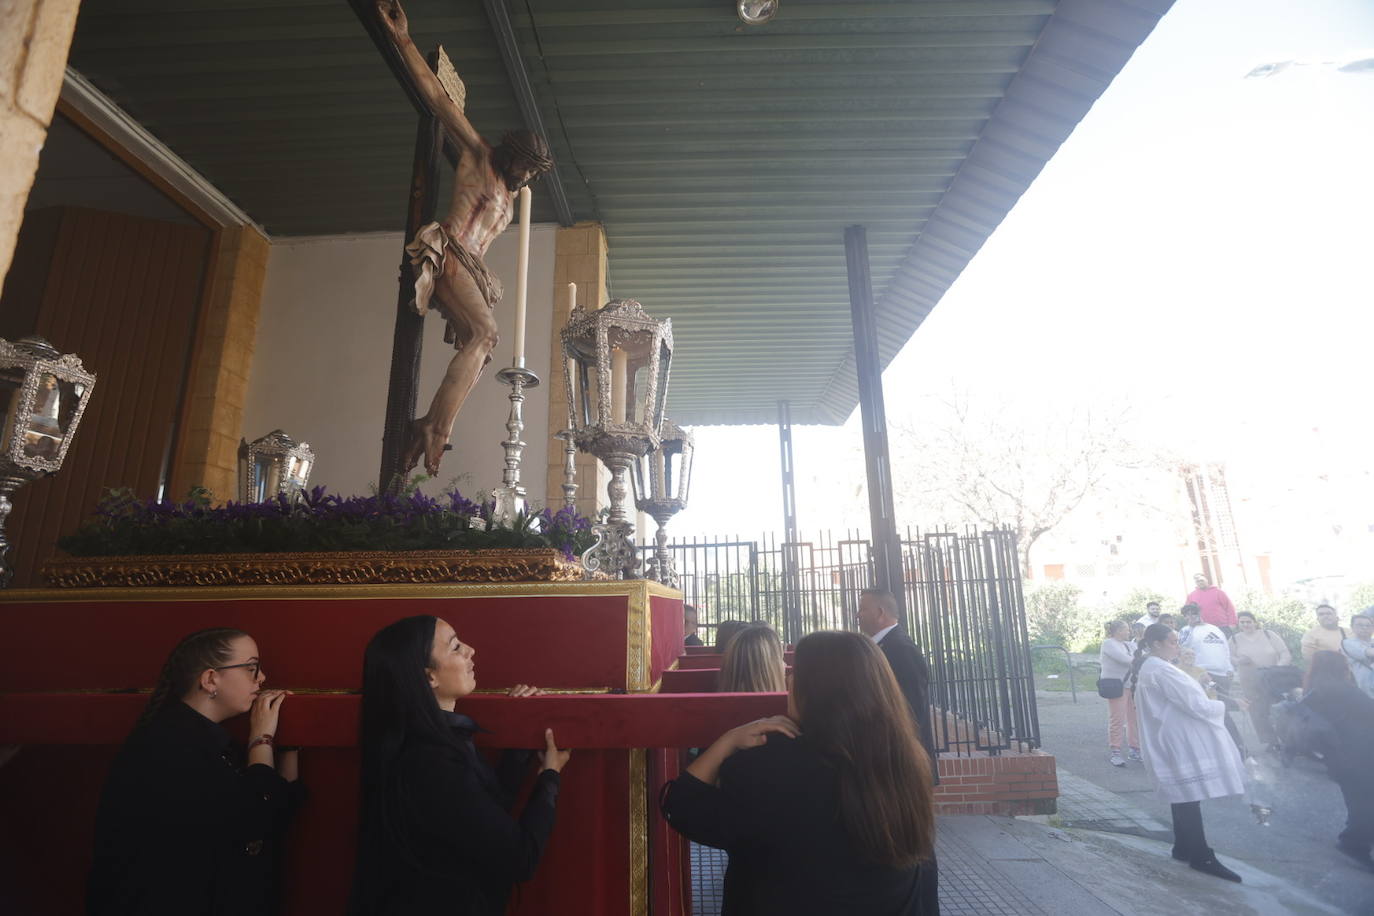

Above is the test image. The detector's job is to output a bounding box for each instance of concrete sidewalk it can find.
[691,813,1341,915]
[937,815,1340,915]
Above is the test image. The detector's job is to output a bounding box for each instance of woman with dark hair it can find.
[1300,651,1374,869]
[88,628,302,915]
[349,615,570,915]
[714,619,749,653]
[1128,623,1245,882]
[718,624,787,694]
[661,630,935,914]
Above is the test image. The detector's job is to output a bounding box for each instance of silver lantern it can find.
[0,336,97,586]
[633,419,694,587]
[562,298,672,579]
[238,430,315,503]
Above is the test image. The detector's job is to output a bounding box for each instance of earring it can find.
[209,690,218,700]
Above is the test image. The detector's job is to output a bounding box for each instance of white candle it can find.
[566,282,578,417]
[512,185,532,367]
[611,349,629,423]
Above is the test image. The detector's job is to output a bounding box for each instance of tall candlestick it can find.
[511,185,532,368]
[566,282,578,417]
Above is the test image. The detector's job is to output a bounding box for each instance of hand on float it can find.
[507,684,545,698]
[249,689,293,739]
[540,728,571,773]
[726,716,800,751]
[278,748,300,783]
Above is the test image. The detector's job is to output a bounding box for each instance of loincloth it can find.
[405,222,503,349]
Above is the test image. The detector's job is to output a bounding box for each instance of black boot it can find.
[1190,854,1242,883]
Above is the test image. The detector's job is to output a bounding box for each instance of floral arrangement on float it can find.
[44,483,597,588]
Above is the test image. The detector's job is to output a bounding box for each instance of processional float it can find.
[0,7,732,916]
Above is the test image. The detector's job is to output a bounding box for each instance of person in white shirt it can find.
[1098,621,1141,767]
[1180,605,1246,755]
[1129,623,1246,883]
[1135,601,1162,629]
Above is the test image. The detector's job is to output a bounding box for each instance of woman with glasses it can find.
[88,628,303,915]
[348,615,570,915]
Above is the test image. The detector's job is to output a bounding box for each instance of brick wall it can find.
[933,751,1058,816]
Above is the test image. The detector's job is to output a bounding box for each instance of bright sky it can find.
[669,0,1374,542]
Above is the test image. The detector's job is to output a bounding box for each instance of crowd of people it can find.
[85,588,942,915]
[1097,577,1374,878]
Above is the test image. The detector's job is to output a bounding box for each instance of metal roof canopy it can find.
[65,0,1173,426]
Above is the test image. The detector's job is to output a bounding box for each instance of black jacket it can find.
[350,712,560,916]
[87,701,302,916]
[661,736,923,915]
[878,627,937,764]
[1301,682,1374,782]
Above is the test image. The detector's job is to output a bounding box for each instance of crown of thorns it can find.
[500,130,555,172]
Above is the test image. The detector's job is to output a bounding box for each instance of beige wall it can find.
[0,0,80,287]
[243,226,556,504]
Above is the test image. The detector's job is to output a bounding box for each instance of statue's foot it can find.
[403,417,450,477]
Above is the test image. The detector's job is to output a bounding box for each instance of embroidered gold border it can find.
[629,747,648,916]
[39,549,590,589]
[0,579,684,604]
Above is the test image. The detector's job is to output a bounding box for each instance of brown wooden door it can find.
[0,206,211,587]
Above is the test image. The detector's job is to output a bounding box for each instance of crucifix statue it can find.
[375,0,554,476]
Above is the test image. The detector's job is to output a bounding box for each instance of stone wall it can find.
[0,0,79,287]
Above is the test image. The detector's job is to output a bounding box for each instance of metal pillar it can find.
[778,400,801,642]
[843,225,904,611]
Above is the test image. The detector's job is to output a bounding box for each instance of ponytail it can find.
[138,628,247,728]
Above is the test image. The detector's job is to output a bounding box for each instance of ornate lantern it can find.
[238,430,315,503]
[0,336,96,586]
[562,299,672,578]
[633,419,694,587]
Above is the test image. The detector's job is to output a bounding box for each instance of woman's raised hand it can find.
[726,715,800,751]
[507,684,545,698]
[249,689,292,739]
[540,728,571,773]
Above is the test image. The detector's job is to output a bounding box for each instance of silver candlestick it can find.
[491,365,540,528]
[555,428,578,510]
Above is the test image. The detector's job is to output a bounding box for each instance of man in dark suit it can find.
[858,587,940,915]
[858,589,936,758]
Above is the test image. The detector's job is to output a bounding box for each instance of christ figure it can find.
[376,0,554,475]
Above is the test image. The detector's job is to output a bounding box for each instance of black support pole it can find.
[844,225,904,612]
[778,399,801,642]
[378,96,443,493]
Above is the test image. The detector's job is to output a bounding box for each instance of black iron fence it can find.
[641,528,1039,755]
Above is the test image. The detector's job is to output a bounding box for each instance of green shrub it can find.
[1108,585,1171,624]
[1346,582,1374,616]
[1235,589,1310,659]
[1024,581,1105,653]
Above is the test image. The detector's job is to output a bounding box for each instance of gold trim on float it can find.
[629,748,648,916]
[0,579,682,604]
[39,549,590,589]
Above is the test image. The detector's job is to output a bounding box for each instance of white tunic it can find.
[1134,656,1245,804]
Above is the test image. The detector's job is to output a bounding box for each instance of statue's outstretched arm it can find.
[376,0,484,154]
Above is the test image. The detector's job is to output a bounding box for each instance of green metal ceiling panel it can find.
[63,0,1172,427]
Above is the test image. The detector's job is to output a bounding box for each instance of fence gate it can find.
[642,527,1039,755]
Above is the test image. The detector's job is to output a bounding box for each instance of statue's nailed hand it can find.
[376,0,409,40]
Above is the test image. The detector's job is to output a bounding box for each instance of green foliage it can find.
[1107,585,1171,626]
[1346,582,1374,616]
[1235,589,1311,658]
[56,486,596,560]
[1023,581,1104,653]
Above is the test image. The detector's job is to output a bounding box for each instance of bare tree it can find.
[890,392,1151,579]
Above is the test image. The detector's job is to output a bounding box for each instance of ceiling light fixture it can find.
[737,0,778,26]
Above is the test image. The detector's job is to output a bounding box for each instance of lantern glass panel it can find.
[0,370,20,448]
[21,373,77,461]
[252,454,281,502]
